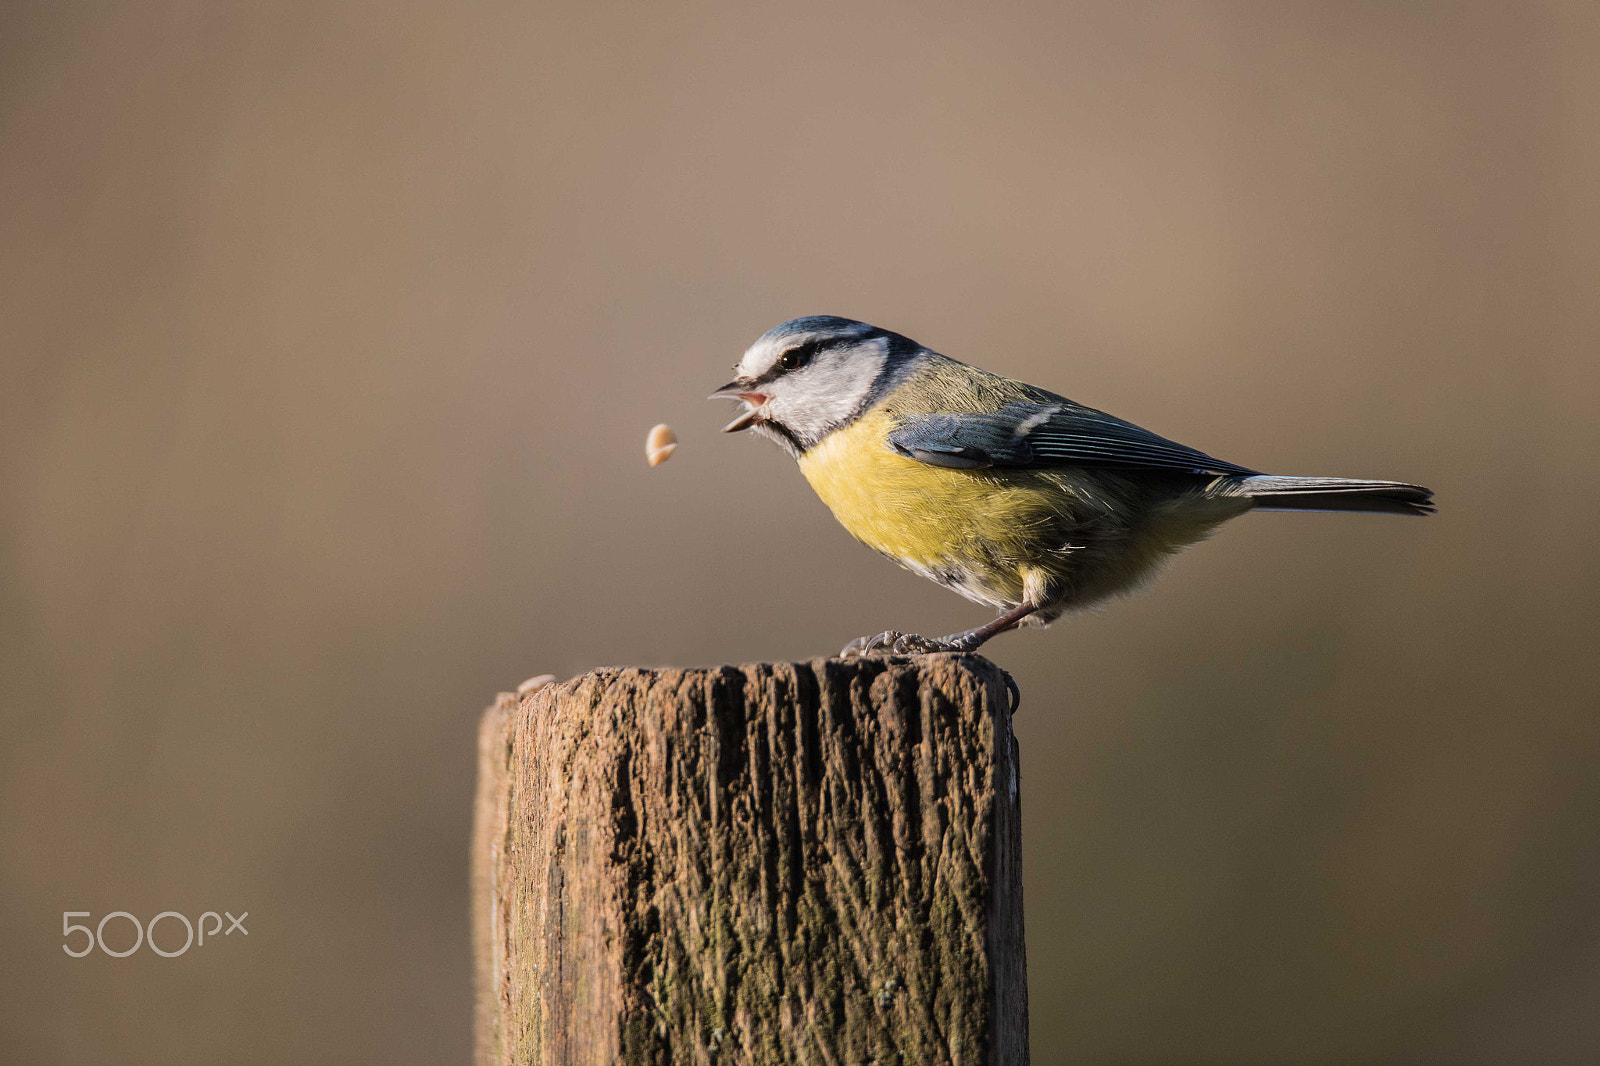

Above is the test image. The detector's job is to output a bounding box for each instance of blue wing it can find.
[886,400,1256,477]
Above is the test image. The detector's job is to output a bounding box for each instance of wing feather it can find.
[886,400,1255,477]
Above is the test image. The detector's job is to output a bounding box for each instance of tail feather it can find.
[1219,475,1435,516]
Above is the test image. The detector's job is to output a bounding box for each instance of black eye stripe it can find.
[762,330,885,381]
[777,340,820,372]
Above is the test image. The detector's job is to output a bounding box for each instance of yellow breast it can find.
[799,409,952,560]
[797,407,1072,604]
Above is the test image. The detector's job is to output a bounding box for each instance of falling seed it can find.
[517,674,557,696]
[646,423,677,466]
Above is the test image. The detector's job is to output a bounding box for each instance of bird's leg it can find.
[932,601,1040,651]
[839,602,1040,658]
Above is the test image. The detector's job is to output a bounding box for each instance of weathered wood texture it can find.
[472,656,1027,1066]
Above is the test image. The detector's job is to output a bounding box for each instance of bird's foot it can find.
[838,630,1021,713]
[839,631,972,658]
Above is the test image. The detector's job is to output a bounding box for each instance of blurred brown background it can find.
[3,2,1597,1063]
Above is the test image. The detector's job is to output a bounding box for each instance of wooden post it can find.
[472,656,1027,1065]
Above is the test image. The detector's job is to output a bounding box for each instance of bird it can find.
[711,316,1433,657]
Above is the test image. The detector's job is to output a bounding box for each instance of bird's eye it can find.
[778,343,816,372]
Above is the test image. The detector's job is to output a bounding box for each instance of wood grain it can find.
[472,655,1027,1065]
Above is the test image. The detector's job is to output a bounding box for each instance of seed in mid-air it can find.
[646,423,677,466]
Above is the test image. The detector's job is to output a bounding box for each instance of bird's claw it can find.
[840,631,966,658]
[838,631,1021,714]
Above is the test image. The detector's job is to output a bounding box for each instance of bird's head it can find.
[710,316,920,455]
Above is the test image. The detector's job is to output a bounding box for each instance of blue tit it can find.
[711,316,1433,657]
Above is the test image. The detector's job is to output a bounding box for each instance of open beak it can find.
[709,380,769,432]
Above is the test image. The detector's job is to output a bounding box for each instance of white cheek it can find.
[768,388,834,437]
[772,347,886,441]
